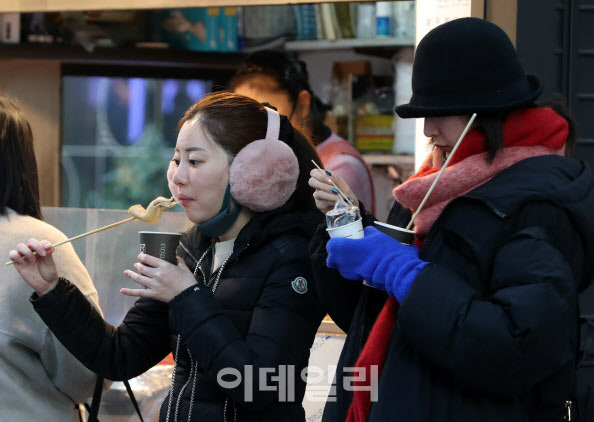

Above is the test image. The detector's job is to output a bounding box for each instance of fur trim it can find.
[230,139,299,212]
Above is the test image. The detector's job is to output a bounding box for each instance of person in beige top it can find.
[0,96,104,421]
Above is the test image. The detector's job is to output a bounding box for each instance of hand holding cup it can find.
[121,232,196,303]
[326,226,426,301]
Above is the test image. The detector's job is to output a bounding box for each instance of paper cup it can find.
[139,231,182,265]
[326,218,364,239]
[373,221,415,245]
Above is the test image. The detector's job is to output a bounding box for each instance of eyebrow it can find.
[174,147,206,153]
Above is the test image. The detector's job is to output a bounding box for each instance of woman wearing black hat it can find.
[308,17,594,422]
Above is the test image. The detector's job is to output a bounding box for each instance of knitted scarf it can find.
[345,107,568,422]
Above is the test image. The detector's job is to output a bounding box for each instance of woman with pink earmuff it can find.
[9,91,326,422]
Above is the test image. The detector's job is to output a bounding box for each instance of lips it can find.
[435,144,452,152]
[176,194,193,206]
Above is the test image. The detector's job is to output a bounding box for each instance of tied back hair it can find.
[229,50,332,146]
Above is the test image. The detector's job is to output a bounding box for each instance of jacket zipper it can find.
[359,306,367,352]
[179,241,198,265]
[174,348,194,422]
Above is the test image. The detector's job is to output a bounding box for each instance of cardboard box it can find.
[205,7,220,51]
[355,114,394,151]
[220,7,238,52]
[157,8,237,52]
[331,61,372,82]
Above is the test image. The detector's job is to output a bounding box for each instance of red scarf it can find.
[345,107,568,422]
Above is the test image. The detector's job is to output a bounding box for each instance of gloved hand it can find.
[326,226,428,302]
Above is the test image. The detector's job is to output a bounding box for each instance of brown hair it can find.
[229,51,332,146]
[179,91,322,212]
[0,96,42,219]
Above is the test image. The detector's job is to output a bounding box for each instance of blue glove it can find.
[326,226,428,302]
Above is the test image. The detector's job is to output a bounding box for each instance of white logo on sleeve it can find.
[291,277,308,294]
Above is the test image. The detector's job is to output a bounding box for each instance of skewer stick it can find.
[405,113,477,231]
[6,216,138,266]
[6,199,179,266]
[311,160,355,207]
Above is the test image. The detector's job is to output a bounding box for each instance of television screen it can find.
[61,75,214,209]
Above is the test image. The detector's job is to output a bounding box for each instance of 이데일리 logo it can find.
[291,277,308,294]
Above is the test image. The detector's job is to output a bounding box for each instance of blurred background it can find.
[2,1,591,420]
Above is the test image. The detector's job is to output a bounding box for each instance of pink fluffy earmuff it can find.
[229,108,299,212]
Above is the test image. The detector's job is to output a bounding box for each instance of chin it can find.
[186,208,215,225]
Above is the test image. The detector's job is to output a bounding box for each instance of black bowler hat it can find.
[395,17,543,119]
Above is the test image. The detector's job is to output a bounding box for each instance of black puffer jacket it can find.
[311,155,594,422]
[33,202,325,422]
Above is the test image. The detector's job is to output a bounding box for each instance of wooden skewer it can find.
[405,113,478,231]
[5,216,138,266]
[311,160,355,207]
[5,199,179,266]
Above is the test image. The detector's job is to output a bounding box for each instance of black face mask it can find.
[195,184,242,239]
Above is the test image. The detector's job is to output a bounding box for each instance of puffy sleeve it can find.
[33,278,171,382]
[36,236,106,402]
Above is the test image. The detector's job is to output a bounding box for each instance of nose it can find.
[423,118,438,138]
[170,164,188,186]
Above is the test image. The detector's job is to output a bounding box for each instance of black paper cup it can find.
[362,222,415,290]
[139,231,181,265]
[373,222,415,245]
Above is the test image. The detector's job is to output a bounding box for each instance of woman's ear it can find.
[295,90,312,122]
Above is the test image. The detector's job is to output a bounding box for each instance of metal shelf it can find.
[0,43,246,68]
[0,0,376,13]
[361,153,415,166]
[285,36,414,52]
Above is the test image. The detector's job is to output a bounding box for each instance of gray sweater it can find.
[0,209,103,421]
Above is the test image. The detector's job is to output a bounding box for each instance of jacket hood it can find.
[469,154,594,291]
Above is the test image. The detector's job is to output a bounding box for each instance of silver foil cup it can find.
[139,231,181,265]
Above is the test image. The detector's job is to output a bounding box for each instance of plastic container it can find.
[327,219,364,239]
[356,4,376,39]
[392,47,415,154]
[376,2,392,37]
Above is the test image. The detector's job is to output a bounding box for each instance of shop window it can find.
[61,74,214,209]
